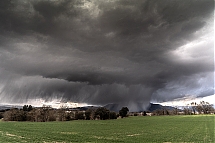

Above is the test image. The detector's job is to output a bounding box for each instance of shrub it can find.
[94,107,110,120]
[119,107,129,118]
[109,112,117,119]
[3,108,26,121]
[85,108,96,120]
[75,111,85,120]
[0,112,4,119]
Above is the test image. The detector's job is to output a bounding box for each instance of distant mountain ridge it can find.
[0,103,176,112]
[0,105,22,110]
[104,103,176,112]
[147,103,176,112]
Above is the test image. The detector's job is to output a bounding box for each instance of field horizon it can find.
[0,115,214,143]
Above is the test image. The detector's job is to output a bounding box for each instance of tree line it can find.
[183,101,214,115]
[1,105,129,122]
[152,101,214,116]
[0,101,214,121]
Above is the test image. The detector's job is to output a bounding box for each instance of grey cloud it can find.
[0,0,214,111]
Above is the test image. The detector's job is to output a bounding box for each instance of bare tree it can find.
[3,108,26,121]
[195,101,214,114]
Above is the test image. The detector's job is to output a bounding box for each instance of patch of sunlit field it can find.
[0,115,214,143]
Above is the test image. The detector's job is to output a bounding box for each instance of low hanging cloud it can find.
[0,0,214,111]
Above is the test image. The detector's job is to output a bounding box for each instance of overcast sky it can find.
[0,0,214,111]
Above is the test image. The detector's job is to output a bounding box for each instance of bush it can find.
[95,107,110,120]
[75,111,85,120]
[85,108,96,120]
[143,111,147,116]
[26,109,37,121]
[0,112,4,119]
[48,110,56,121]
[119,107,129,118]
[109,112,117,119]
[3,108,26,121]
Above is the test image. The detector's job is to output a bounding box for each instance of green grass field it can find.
[0,115,214,143]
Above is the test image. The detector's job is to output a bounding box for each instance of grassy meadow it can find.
[0,115,214,143]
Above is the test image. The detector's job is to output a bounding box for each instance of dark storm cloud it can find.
[0,0,214,111]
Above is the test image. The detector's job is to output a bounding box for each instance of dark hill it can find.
[104,103,176,112]
[147,103,176,112]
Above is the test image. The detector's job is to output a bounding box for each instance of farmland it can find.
[0,115,214,143]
